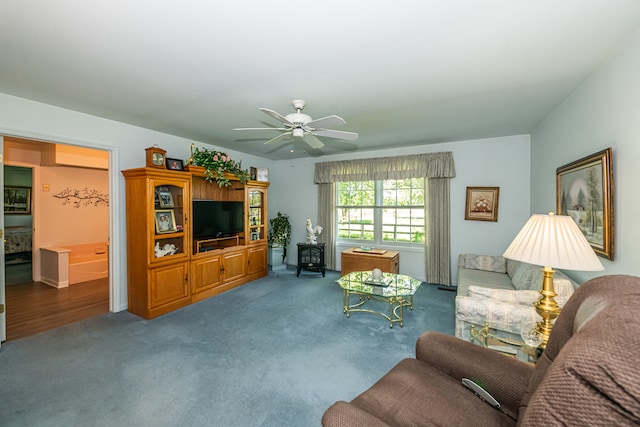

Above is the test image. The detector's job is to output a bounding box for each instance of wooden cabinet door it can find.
[222,250,246,284]
[191,255,222,294]
[149,262,189,309]
[246,244,267,276]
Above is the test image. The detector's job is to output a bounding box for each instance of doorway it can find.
[3,137,110,341]
[4,165,33,285]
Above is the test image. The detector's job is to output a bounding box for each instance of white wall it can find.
[269,134,531,284]
[0,93,274,312]
[531,27,640,282]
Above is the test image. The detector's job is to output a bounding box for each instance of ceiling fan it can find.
[234,99,359,149]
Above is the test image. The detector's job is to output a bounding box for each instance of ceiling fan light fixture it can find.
[234,99,359,150]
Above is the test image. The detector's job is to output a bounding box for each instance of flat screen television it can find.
[192,199,244,239]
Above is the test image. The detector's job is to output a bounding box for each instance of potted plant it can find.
[189,145,250,187]
[268,212,291,270]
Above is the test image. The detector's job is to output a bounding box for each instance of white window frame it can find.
[336,179,425,248]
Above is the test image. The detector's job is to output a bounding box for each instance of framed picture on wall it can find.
[556,147,614,260]
[4,186,32,215]
[464,187,500,222]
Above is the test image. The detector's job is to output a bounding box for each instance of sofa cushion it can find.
[457,266,515,297]
[510,262,541,290]
[468,285,539,306]
[463,253,507,273]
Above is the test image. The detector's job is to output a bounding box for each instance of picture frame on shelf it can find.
[155,209,177,234]
[158,191,174,208]
[4,186,32,215]
[256,167,269,182]
[556,147,614,260]
[166,158,184,171]
[465,187,500,222]
[250,166,257,181]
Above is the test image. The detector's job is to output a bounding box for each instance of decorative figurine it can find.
[154,242,178,257]
[306,218,323,244]
[186,143,195,166]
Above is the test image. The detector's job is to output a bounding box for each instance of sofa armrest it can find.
[322,401,391,427]
[416,332,533,419]
[456,295,539,335]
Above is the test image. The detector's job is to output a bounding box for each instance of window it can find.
[336,178,425,245]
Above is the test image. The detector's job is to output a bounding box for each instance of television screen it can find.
[192,199,244,239]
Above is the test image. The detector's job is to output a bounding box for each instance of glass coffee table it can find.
[470,323,541,363]
[336,271,422,328]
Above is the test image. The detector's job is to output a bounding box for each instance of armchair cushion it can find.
[416,332,533,419]
[333,358,515,427]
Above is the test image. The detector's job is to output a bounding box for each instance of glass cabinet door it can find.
[151,181,188,261]
[248,188,266,242]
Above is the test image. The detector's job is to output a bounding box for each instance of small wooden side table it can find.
[341,247,399,276]
[297,243,326,277]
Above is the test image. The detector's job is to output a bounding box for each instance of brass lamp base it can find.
[535,266,562,348]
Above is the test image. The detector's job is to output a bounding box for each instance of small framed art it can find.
[158,191,174,208]
[256,168,269,182]
[166,158,184,171]
[465,187,500,222]
[155,210,177,234]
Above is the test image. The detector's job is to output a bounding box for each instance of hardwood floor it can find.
[5,278,109,342]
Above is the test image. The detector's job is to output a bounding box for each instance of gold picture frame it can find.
[465,187,500,222]
[158,191,174,208]
[155,209,177,234]
[556,147,614,260]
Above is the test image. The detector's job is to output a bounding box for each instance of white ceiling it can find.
[2,1,640,160]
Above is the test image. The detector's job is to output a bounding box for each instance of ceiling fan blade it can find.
[312,129,359,141]
[303,133,325,149]
[264,132,292,145]
[306,115,346,129]
[259,108,294,126]
[234,127,288,131]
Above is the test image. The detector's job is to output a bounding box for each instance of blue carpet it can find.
[0,269,455,427]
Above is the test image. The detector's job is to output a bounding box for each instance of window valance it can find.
[314,151,455,183]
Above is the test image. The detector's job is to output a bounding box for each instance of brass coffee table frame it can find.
[336,271,421,328]
[470,323,540,363]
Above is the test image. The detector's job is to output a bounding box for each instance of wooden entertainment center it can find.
[122,166,269,319]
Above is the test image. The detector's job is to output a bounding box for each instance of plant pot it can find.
[269,246,286,271]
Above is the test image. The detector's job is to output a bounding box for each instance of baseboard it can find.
[438,285,458,292]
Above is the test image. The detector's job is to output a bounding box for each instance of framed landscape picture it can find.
[465,187,499,222]
[556,147,614,260]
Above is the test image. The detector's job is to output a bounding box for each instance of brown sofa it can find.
[322,275,640,426]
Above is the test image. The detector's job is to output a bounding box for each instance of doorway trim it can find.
[1,128,121,313]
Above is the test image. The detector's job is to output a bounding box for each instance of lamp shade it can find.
[503,213,604,271]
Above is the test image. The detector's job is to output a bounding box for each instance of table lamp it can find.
[503,212,604,346]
